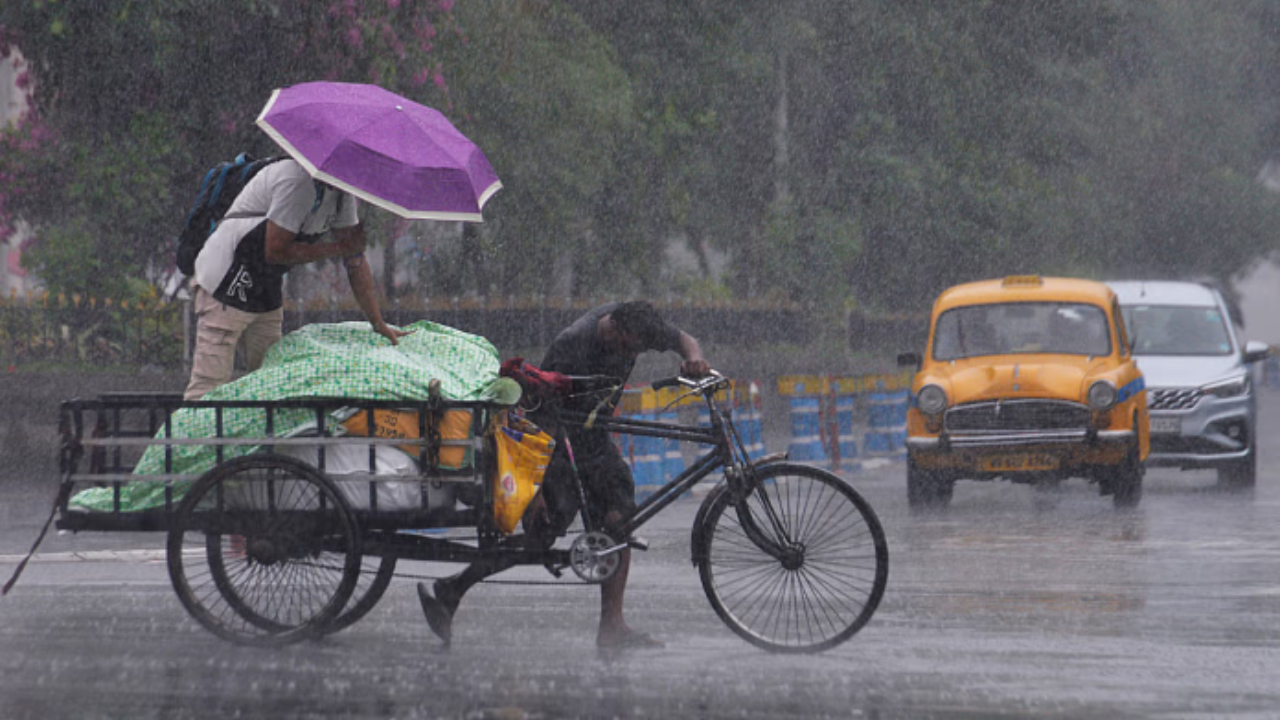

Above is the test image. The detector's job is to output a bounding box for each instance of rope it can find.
[3,482,74,596]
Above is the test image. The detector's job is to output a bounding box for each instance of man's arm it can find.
[333,224,414,346]
[262,220,363,265]
[677,330,710,377]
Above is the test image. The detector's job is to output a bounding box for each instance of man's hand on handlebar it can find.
[680,358,711,378]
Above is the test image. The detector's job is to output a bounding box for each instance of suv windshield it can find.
[1121,305,1232,356]
[933,302,1111,361]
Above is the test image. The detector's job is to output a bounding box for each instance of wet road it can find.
[2,393,1279,719]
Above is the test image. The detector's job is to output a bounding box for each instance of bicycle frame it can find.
[555,375,797,562]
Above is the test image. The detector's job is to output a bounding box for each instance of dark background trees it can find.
[2,0,1277,318]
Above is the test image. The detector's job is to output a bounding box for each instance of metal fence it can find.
[0,295,185,369]
[2,294,824,370]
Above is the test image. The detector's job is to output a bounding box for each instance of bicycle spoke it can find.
[167,455,361,646]
[698,463,888,652]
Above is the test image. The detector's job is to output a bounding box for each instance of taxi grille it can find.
[945,400,1091,432]
[1148,388,1202,411]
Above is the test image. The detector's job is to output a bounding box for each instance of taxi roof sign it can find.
[1001,275,1044,287]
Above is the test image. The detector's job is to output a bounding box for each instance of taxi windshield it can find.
[933,302,1112,361]
[1121,305,1233,356]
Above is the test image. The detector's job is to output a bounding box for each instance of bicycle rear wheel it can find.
[166,454,362,646]
[695,462,889,653]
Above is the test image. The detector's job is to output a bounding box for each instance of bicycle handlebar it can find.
[651,370,727,393]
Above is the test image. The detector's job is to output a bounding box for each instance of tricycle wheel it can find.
[320,553,397,635]
[694,463,889,653]
[166,453,362,646]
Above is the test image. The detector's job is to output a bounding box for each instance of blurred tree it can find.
[431,0,638,299]
[1044,0,1280,285]
[0,0,457,298]
[4,0,1280,315]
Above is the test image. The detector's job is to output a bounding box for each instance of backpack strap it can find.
[311,180,326,213]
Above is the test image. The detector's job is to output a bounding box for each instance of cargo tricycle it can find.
[42,372,888,653]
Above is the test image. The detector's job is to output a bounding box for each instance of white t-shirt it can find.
[193,159,360,293]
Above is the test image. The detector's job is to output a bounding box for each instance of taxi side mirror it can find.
[897,352,922,370]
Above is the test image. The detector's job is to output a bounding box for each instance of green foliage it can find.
[22,220,106,296]
[436,0,640,297]
[1,0,457,299]
[4,0,1280,318]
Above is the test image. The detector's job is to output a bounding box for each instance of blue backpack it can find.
[175,153,285,276]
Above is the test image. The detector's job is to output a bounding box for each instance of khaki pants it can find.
[183,286,283,400]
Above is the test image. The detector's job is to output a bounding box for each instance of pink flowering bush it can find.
[0,0,458,299]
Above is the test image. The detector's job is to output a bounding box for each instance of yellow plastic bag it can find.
[340,408,473,469]
[492,416,555,535]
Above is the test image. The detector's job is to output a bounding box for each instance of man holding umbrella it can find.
[183,81,502,399]
[184,159,409,399]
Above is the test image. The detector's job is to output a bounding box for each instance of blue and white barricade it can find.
[628,418,665,501]
[778,375,828,464]
[734,381,768,460]
[862,388,909,458]
[658,408,685,484]
[615,388,662,501]
[833,394,860,471]
[614,386,685,501]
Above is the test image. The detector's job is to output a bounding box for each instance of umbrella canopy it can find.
[256,81,501,221]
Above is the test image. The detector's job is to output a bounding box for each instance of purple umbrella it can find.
[256,82,501,221]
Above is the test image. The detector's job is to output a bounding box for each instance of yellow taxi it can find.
[898,276,1149,509]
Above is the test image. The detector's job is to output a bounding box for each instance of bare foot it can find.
[597,626,664,649]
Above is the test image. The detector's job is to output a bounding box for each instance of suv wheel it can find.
[1217,450,1256,491]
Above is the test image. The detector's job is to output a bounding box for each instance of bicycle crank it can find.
[568,531,625,583]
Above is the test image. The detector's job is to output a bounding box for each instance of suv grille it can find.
[945,400,1091,432]
[1148,388,1202,411]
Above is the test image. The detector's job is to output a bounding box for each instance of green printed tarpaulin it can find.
[69,321,519,513]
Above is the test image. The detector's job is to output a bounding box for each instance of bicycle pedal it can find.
[628,536,650,552]
[544,563,565,578]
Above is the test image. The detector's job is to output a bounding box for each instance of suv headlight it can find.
[917,384,947,415]
[1087,380,1118,410]
[1203,375,1250,398]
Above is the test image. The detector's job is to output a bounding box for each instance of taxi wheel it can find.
[907,456,952,510]
[1110,441,1143,509]
[1032,479,1063,510]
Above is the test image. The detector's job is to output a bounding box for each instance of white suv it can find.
[1108,280,1270,489]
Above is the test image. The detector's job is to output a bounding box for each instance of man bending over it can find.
[417,300,710,650]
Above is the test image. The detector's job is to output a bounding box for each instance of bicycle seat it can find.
[564,375,622,395]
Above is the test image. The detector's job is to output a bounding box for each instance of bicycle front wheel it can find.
[695,462,889,653]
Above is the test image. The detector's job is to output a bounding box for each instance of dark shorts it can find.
[537,425,636,533]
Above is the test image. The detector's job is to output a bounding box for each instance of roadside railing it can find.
[0,293,184,369]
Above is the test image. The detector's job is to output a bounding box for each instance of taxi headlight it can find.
[917,384,948,416]
[1203,375,1250,398]
[1087,380,1118,410]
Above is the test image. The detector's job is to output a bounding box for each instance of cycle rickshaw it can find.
[42,371,889,654]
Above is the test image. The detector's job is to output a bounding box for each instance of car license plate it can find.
[979,453,1059,473]
[1150,415,1181,434]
